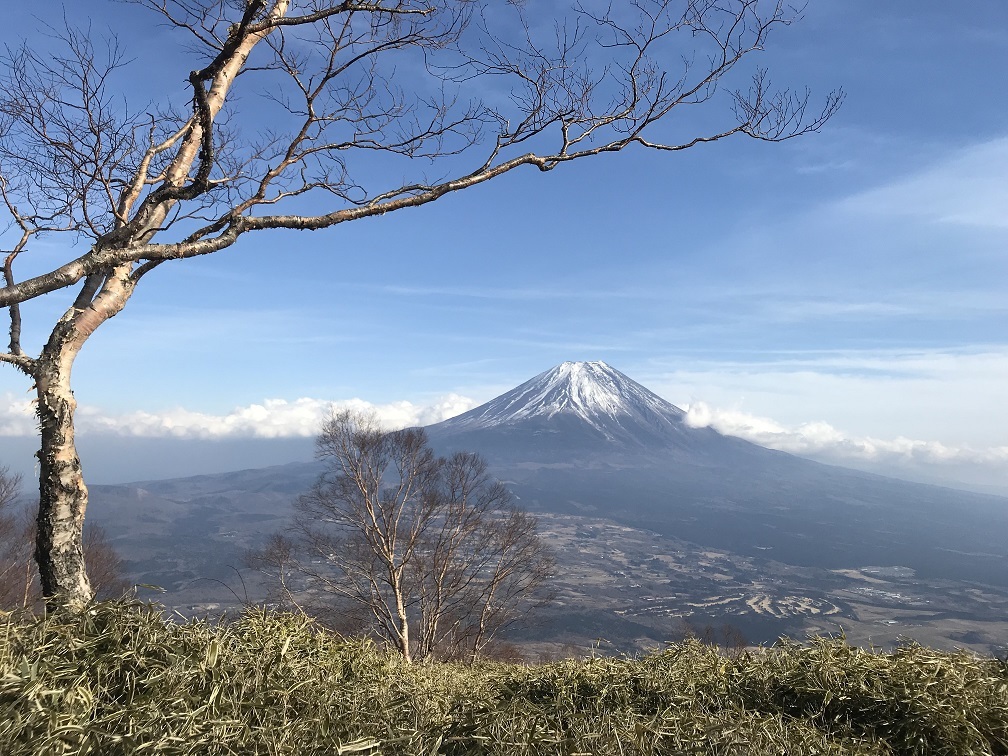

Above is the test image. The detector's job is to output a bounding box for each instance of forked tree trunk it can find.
[29,7,274,608]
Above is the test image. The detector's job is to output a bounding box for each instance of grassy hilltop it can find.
[2,600,1007,755]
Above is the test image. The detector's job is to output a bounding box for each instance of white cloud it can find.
[684,399,1008,481]
[0,392,476,440]
[0,393,36,436]
[646,346,1008,493]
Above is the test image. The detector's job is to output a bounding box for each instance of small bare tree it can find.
[248,409,554,662]
[0,466,29,609]
[0,0,841,609]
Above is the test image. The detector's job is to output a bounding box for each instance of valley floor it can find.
[516,513,1008,658]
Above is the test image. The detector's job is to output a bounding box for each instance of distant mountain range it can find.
[86,361,1008,653]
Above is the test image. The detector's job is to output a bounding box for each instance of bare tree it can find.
[248,409,554,662]
[0,466,129,611]
[0,0,842,609]
[0,466,31,610]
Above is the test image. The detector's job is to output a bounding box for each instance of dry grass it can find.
[2,600,1006,755]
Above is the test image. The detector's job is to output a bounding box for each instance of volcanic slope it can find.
[425,361,1008,587]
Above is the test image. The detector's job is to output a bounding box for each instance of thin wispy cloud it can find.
[377,284,647,301]
[838,137,1008,229]
[650,345,1008,381]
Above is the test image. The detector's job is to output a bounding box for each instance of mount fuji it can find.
[439,361,684,437]
[426,360,755,462]
[426,361,1008,587]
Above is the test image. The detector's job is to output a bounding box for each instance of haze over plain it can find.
[0,1,1005,492]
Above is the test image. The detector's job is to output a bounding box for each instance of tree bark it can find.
[33,269,135,610]
[34,339,93,610]
[392,571,412,664]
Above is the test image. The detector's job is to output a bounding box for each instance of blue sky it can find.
[1,1,1007,491]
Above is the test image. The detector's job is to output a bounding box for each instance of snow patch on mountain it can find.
[440,361,686,440]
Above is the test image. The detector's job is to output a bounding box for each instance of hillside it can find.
[84,361,1008,654]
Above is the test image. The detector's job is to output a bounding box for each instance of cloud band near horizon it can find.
[683,401,1008,470]
[0,393,477,440]
[1,392,1006,490]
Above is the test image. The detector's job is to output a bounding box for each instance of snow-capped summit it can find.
[427,361,692,451]
[454,361,683,428]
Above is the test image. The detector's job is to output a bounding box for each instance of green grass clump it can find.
[2,600,1006,755]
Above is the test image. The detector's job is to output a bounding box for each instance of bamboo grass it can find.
[2,600,1006,755]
